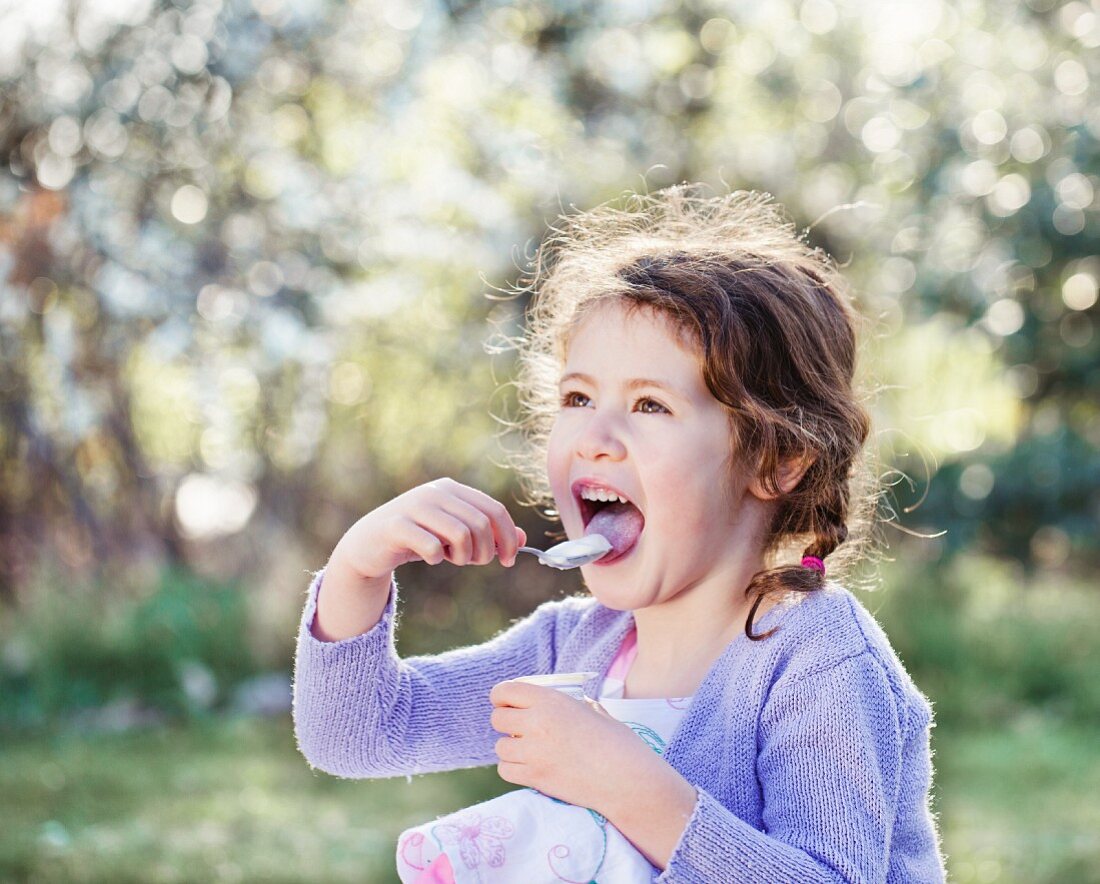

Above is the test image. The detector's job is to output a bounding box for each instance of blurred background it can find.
[1,0,1098,880]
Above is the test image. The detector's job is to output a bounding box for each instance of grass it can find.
[0,714,513,884]
[1,714,1098,883]
[3,552,1099,881]
[934,719,1100,883]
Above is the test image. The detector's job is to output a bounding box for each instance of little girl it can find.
[293,185,947,882]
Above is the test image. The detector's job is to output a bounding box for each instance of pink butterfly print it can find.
[432,811,516,871]
[398,831,430,871]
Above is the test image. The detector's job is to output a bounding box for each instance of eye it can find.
[560,391,590,407]
[635,397,670,415]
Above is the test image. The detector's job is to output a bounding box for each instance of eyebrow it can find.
[558,372,686,397]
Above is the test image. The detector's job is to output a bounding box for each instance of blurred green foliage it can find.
[0,567,258,732]
[856,555,1100,730]
[1,0,1097,612]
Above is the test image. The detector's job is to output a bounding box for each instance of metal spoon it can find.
[516,534,613,570]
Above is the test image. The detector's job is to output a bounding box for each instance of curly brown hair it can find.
[490,184,888,639]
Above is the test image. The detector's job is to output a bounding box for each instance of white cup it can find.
[512,671,599,701]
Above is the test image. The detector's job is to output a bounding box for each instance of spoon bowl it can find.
[516,534,613,570]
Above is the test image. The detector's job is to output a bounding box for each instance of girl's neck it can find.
[626,557,770,687]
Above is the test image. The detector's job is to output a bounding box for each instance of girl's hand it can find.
[312,478,523,642]
[488,680,670,818]
[332,477,527,582]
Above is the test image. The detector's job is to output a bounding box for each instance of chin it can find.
[581,576,646,612]
[586,593,637,613]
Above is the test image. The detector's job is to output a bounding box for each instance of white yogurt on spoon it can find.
[516,534,613,569]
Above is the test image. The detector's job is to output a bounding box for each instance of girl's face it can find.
[547,300,765,610]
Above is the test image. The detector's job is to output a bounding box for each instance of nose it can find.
[575,409,627,461]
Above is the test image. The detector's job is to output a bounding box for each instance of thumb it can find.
[515,526,527,547]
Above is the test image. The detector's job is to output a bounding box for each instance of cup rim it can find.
[512,671,599,687]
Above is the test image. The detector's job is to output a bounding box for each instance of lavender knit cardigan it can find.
[293,570,946,883]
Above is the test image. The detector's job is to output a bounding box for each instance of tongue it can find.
[584,501,644,558]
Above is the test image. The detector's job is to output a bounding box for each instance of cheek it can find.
[654,469,705,522]
[546,424,571,497]
[648,454,733,527]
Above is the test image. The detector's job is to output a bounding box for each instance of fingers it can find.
[489,679,540,708]
[496,759,527,786]
[419,479,524,567]
[490,705,523,737]
[447,481,523,567]
[494,737,524,766]
[406,509,478,566]
[435,496,499,566]
[394,519,447,566]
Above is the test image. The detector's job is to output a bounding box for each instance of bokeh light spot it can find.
[987,174,1031,216]
[1055,173,1094,210]
[1030,525,1071,568]
[171,184,208,224]
[1009,126,1048,163]
[170,34,208,75]
[1052,205,1085,235]
[1005,364,1039,399]
[384,0,425,31]
[958,463,995,500]
[84,109,128,158]
[327,362,371,405]
[940,409,987,453]
[36,153,75,190]
[48,115,83,157]
[1059,312,1094,347]
[247,261,284,298]
[1062,271,1098,310]
[1054,58,1088,95]
[699,18,735,54]
[28,277,60,314]
[799,0,838,35]
[800,80,842,123]
[960,160,998,197]
[175,473,258,540]
[982,299,1025,337]
[971,109,1007,146]
[862,117,901,153]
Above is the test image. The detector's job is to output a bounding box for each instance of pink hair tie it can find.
[801,555,826,575]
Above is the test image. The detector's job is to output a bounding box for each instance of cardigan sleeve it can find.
[292,568,583,780]
[656,652,938,884]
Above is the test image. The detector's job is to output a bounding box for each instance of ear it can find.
[748,452,816,502]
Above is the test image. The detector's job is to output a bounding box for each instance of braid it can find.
[744,469,858,640]
[808,480,851,558]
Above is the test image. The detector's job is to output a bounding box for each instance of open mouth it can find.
[572,481,646,563]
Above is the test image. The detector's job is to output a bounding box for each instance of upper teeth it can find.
[579,487,629,504]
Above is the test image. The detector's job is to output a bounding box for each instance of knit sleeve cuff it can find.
[655,786,780,883]
[297,567,399,649]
